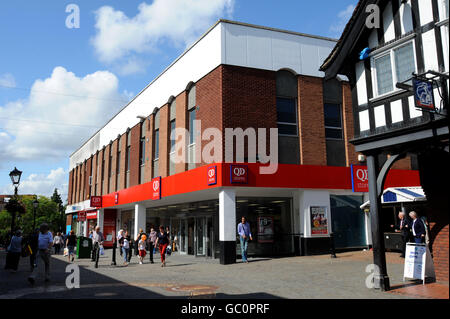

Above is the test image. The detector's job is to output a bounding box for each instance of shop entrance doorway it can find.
[177,216,214,257]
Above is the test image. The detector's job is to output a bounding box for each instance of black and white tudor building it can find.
[321,0,449,290]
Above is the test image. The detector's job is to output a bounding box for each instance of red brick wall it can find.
[92,152,98,196]
[175,92,188,173]
[118,133,127,191]
[85,157,92,200]
[342,82,359,166]
[111,139,118,192]
[66,214,72,227]
[298,75,327,166]
[145,115,154,181]
[68,170,73,205]
[159,105,169,177]
[430,222,449,282]
[129,124,141,187]
[391,157,412,170]
[98,149,104,196]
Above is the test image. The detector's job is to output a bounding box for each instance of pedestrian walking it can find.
[66,230,77,262]
[28,228,39,272]
[117,229,124,256]
[138,235,147,264]
[120,231,130,266]
[134,228,146,256]
[53,232,63,255]
[237,216,253,263]
[28,223,53,284]
[91,226,104,265]
[409,211,426,244]
[5,230,23,272]
[148,227,157,264]
[420,215,430,246]
[154,226,170,267]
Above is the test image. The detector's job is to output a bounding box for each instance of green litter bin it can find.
[76,236,92,259]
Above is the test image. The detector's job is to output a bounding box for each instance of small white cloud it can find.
[0,167,67,198]
[0,73,16,87]
[329,4,356,38]
[0,66,124,163]
[91,0,234,70]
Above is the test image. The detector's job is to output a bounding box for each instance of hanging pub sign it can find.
[207,165,217,185]
[90,196,102,208]
[413,78,435,111]
[351,165,369,193]
[152,176,162,200]
[310,206,329,236]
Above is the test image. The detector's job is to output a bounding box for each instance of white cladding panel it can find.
[422,29,439,72]
[442,25,449,72]
[223,23,335,77]
[355,61,368,105]
[359,110,370,131]
[391,99,403,123]
[374,105,386,127]
[419,0,434,25]
[383,2,396,43]
[400,0,414,35]
[438,0,449,20]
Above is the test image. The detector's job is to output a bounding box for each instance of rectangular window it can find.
[140,138,145,166]
[154,129,159,159]
[169,120,176,176]
[324,103,343,140]
[116,151,120,191]
[375,54,393,95]
[126,146,130,172]
[276,97,297,136]
[189,109,196,144]
[394,42,415,83]
[373,41,416,97]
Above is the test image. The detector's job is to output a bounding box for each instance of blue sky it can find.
[0,0,357,201]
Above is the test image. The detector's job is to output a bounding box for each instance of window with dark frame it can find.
[324,103,343,140]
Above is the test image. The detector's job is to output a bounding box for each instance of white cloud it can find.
[0,73,16,87]
[329,4,356,38]
[91,0,234,69]
[0,167,67,198]
[0,66,125,163]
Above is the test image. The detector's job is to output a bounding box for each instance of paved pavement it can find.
[0,247,446,299]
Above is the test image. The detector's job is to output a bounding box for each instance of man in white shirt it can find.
[91,226,104,266]
[28,223,53,285]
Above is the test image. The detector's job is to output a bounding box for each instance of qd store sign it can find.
[351,165,369,192]
[90,196,102,208]
[230,165,248,184]
[207,166,217,185]
[152,176,162,200]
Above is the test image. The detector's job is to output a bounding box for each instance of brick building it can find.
[66,20,420,264]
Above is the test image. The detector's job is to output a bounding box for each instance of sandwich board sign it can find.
[403,243,435,285]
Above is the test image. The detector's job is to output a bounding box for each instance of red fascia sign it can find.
[152,176,162,200]
[90,196,102,208]
[351,165,369,192]
[230,164,248,184]
[86,211,97,220]
[207,165,217,185]
[78,212,86,222]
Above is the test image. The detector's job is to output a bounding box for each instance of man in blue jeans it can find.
[237,217,252,263]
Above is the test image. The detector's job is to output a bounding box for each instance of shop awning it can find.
[360,187,426,209]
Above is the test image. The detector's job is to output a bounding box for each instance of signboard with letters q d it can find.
[230,164,248,184]
[90,196,102,208]
[351,165,369,193]
[207,165,217,185]
[151,176,162,200]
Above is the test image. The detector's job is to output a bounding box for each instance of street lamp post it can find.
[33,198,39,231]
[9,167,22,234]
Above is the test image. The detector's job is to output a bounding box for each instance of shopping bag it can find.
[100,246,104,256]
[166,245,172,256]
[63,247,69,257]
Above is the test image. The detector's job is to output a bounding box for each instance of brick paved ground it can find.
[0,248,446,299]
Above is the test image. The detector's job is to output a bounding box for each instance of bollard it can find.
[111,241,117,266]
[330,232,337,258]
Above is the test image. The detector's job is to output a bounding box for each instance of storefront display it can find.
[310,206,328,236]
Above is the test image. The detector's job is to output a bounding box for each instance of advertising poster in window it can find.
[257,216,274,243]
[310,206,328,236]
